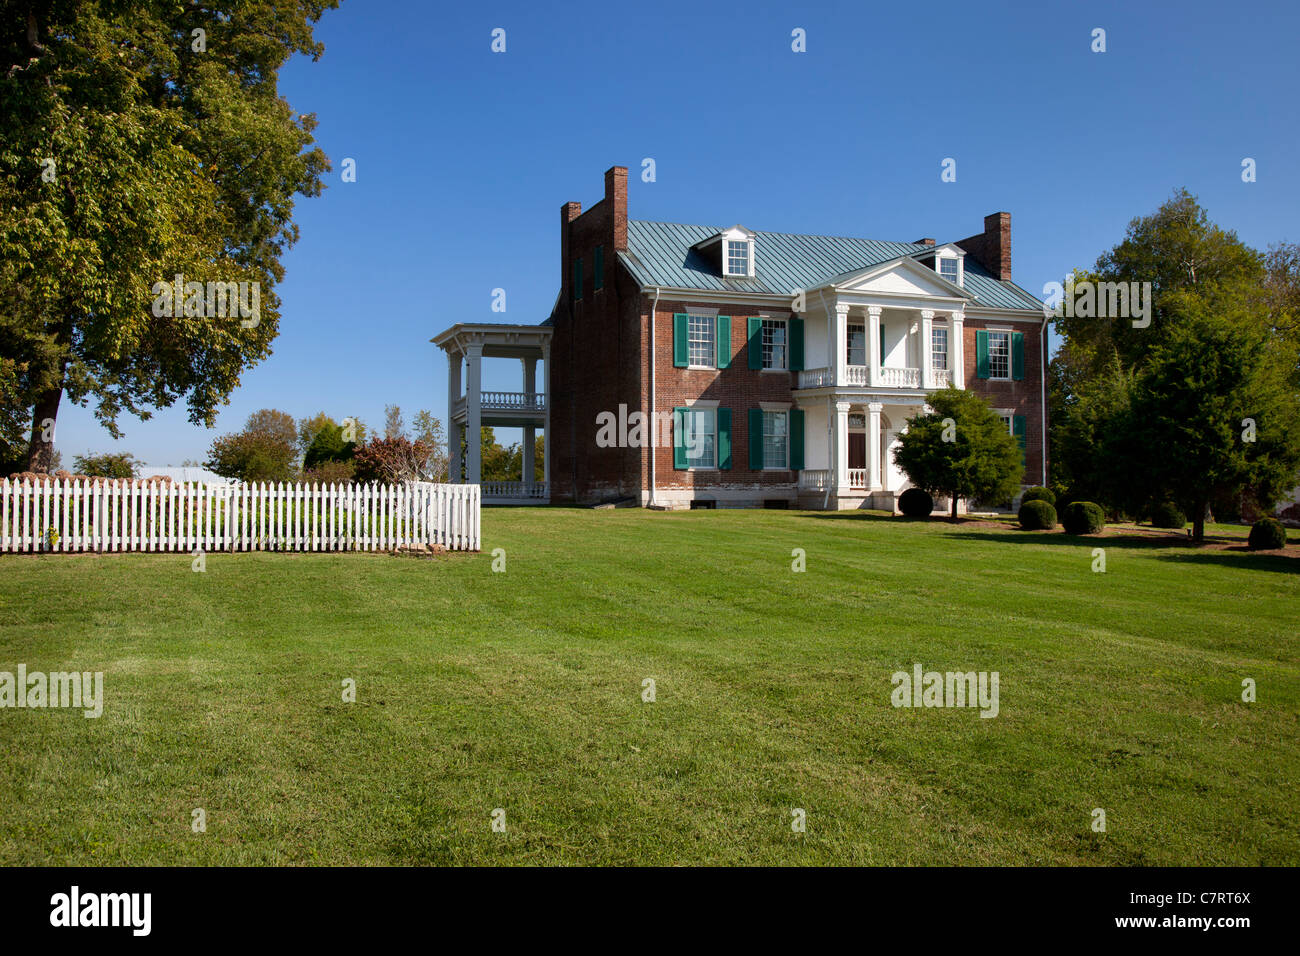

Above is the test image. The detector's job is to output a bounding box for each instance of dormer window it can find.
[938,256,959,284]
[695,226,757,278]
[725,239,751,277]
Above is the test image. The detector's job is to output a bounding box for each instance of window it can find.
[762,410,789,469]
[761,318,787,370]
[987,331,1010,379]
[594,245,604,291]
[1000,414,1013,435]
[847,323,866,366]
[931,327,948,372]
[725,240,751,277]
[688,314,715,368]
[681,408,717,468]
[939,256,959,284]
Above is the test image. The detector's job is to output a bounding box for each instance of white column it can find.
[833,401,851,497]
[950,312,965,388]
[447,349,463,482]
[867,402,883,492]
[919,310,934,389]
[522,356,537,489]
[465,343,483,485]
[831,302,849,385]
[541,340,551,497]
[867,306,882,387]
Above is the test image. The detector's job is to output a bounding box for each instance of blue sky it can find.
[52,0,1300,467]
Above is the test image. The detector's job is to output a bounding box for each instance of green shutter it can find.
[1012,331,1025,380]
[975,330,990,379]
[573,257,582,301]
[673,407,689,469]
[789,409,804,471]
[593,245,603,291]
[747,317,763,369]
[879,323,886,365]
[716,316,731,369]
[673,314,688,368]
[748,408,764,470]
[717,408,732,469]
[789,317,804,371]
[1013,415,1027,467]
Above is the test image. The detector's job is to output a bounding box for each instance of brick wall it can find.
[963,317,1048,486]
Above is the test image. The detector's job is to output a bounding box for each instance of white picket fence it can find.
[0,478,480,554]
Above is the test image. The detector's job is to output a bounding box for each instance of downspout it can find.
[648,286,662,508]
[1040,312,1048,487]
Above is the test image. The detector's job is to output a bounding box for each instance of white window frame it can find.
[761,317,788,371]
[931,326,949,372]
[938,255,960,286]
[847,322,866,367]
[987,330,1011,381]
[724,238,752,277]
[761,409,790,470]
[681,405,718,470]
[687,313,716,369]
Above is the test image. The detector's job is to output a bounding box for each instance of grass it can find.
[0,507,1296,866]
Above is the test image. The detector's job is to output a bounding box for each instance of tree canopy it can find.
[0,0,338,470]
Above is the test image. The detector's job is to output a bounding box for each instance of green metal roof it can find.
[618,220,1044,312]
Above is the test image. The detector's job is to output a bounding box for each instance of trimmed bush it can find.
[898,487,934,518]
[1062,500,1106,535]
[1248,517,1288,551]
[1018,499,1057,530]
[1149,501,1186,529]
[1021,486,1056,506]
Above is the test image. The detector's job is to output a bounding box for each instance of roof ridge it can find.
[628,219,928,248]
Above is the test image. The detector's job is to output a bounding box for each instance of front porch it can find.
[795,399,924,511]
[432,323,552,505]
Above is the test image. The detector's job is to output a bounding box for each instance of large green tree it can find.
[893,387,1024,521]
[1103,298,1300,542]
[206,407,298,482]
[0,0,338,471]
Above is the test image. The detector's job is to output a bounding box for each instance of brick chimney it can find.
[956,212,1011,281]
[604,166,628,252]
[561,200,581,298]
[914,237,936,246]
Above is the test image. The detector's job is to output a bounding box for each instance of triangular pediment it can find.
[829,256,968,298]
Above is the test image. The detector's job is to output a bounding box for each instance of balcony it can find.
[482,391,545,412]
[796,366,927,390]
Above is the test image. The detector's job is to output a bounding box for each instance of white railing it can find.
[1,478,481,553]
[848,469,869,490]
[797,469,831,490]
[797,367,834,388]
[480,391,544,412]
[844,365,869,386]
[878,366,920,388]
[932,368,951,387]
[481,481,549,499]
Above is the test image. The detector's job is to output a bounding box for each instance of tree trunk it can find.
[951,492,959,522]
[1191,497,1207,543]
[25,383,62,473]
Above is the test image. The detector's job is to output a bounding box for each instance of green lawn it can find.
[1,508,1296,866]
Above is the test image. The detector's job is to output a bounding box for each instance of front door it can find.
[848,432,866,470]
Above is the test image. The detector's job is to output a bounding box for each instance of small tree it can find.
[353,436,437,484]
[206,409,299,483]
[72,451,139,479]
[893,387,1024,521]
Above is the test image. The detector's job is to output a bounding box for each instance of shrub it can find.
[1248,517,1287,551]
[1149,501,1186,529]
[1021,486,1055,506]
[1018,499,1057,530]
[302,459,356,484]
[1062,501,1106,535]
[898,487,934,518]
